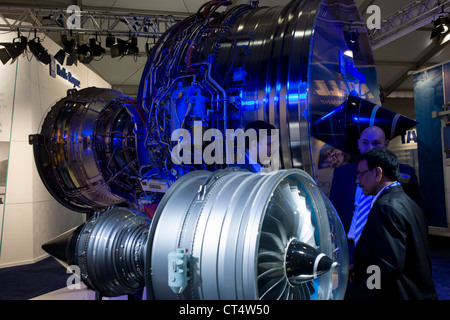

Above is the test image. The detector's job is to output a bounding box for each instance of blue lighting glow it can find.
[241,100,256,106]
[288,93,307,100]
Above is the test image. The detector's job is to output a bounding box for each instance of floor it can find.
[0,234,449,300]
[31,284,139,300]
[428,235,450,299]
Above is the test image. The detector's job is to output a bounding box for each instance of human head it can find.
[358,126,389,154]
[356,148,400,196]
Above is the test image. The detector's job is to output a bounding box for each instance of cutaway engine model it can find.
[32,0,418,300]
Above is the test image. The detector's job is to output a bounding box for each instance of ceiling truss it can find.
[368,0,450,49]
[0,6,185,37]
[2,2,450,98]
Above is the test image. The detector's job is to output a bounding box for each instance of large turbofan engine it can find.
[29,87,141,213]
[34,0,418,300]
[146,168,348,300]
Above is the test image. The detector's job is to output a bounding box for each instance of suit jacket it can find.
[329,161,424,235]
[351,185,438,300]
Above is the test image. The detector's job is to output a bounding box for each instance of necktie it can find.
[354,193,372,245]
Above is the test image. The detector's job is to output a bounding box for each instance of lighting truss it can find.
[0,6,185,38]
[369,0,450,49]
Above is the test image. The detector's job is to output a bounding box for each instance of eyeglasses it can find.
[356,169,371,179]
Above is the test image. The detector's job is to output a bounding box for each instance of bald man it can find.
[357,126,389,153]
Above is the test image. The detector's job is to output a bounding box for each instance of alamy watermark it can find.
[66,265,82,290]
[170,121,279,166]
[63,4,380,33]
[366,5,381,30]
[66,5,81,30]
[366,265,381,290]
[64,263,382,291]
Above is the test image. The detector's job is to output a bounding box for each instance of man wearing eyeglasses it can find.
[330,126,422,252]
[348,148,437,299]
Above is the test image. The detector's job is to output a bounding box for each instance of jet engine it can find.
[35,0,418,300]
[29,87,141,213]
[146,167,348,300]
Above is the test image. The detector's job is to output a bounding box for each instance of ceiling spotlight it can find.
[77,43,90,56]
[63,37,76,54]
[105,35,116,48]
[0,36,27,65]
[76,37,105,64]
[54,35,77,65]
[66,50,78,66]
[110,36,139,58]
[76,43,91,64]
[127,36,139,55]
[431,15,450,43]
[28,37,51,65]
[88,38,105,57]
[110,38,128,58]
[0,46,11,64]
[54,49,66,64]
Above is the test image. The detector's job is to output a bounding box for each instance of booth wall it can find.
[0,32,111,268]
[413,65,448,228]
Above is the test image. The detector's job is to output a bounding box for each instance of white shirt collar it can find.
[371,181,401,208]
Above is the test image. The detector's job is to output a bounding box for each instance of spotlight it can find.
[54,49,65,64]
[105,35,116,48]
[0,47,10,64]
[76,43,91,64]
[110,36,139,58]
[88,38,105,57]
[66,50,78,66]
[28,37,51,65]
[54,35,77,65]
[63,38,76,54]
[0,36,27,65]
[110,38,128,58]
[431,15,450,43]
[76,38,105,64]
[76,43,89,56]
[127,36,139,55]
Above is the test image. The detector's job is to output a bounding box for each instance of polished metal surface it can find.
[137,0,379,178]
[73,207,150,297]
[32,0,380,210]
[34,0,383,299]
[146,168,348,300]
[32,87,140,212]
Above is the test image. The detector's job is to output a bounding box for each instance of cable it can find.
[115,62,146,90]
[182,0,191,15]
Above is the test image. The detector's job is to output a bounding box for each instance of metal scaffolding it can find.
[2,2,450,47]
[0,6,185,38]
[368,0,450,49]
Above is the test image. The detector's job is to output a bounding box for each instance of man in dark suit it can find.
[329,126,425,262]
[348,148,437,299]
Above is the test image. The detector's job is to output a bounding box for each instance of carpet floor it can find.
[0,235,449,300]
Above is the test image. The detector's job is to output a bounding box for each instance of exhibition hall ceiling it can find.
[0,0,450,99]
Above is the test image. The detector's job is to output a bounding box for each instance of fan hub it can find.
[285,239,337,286]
